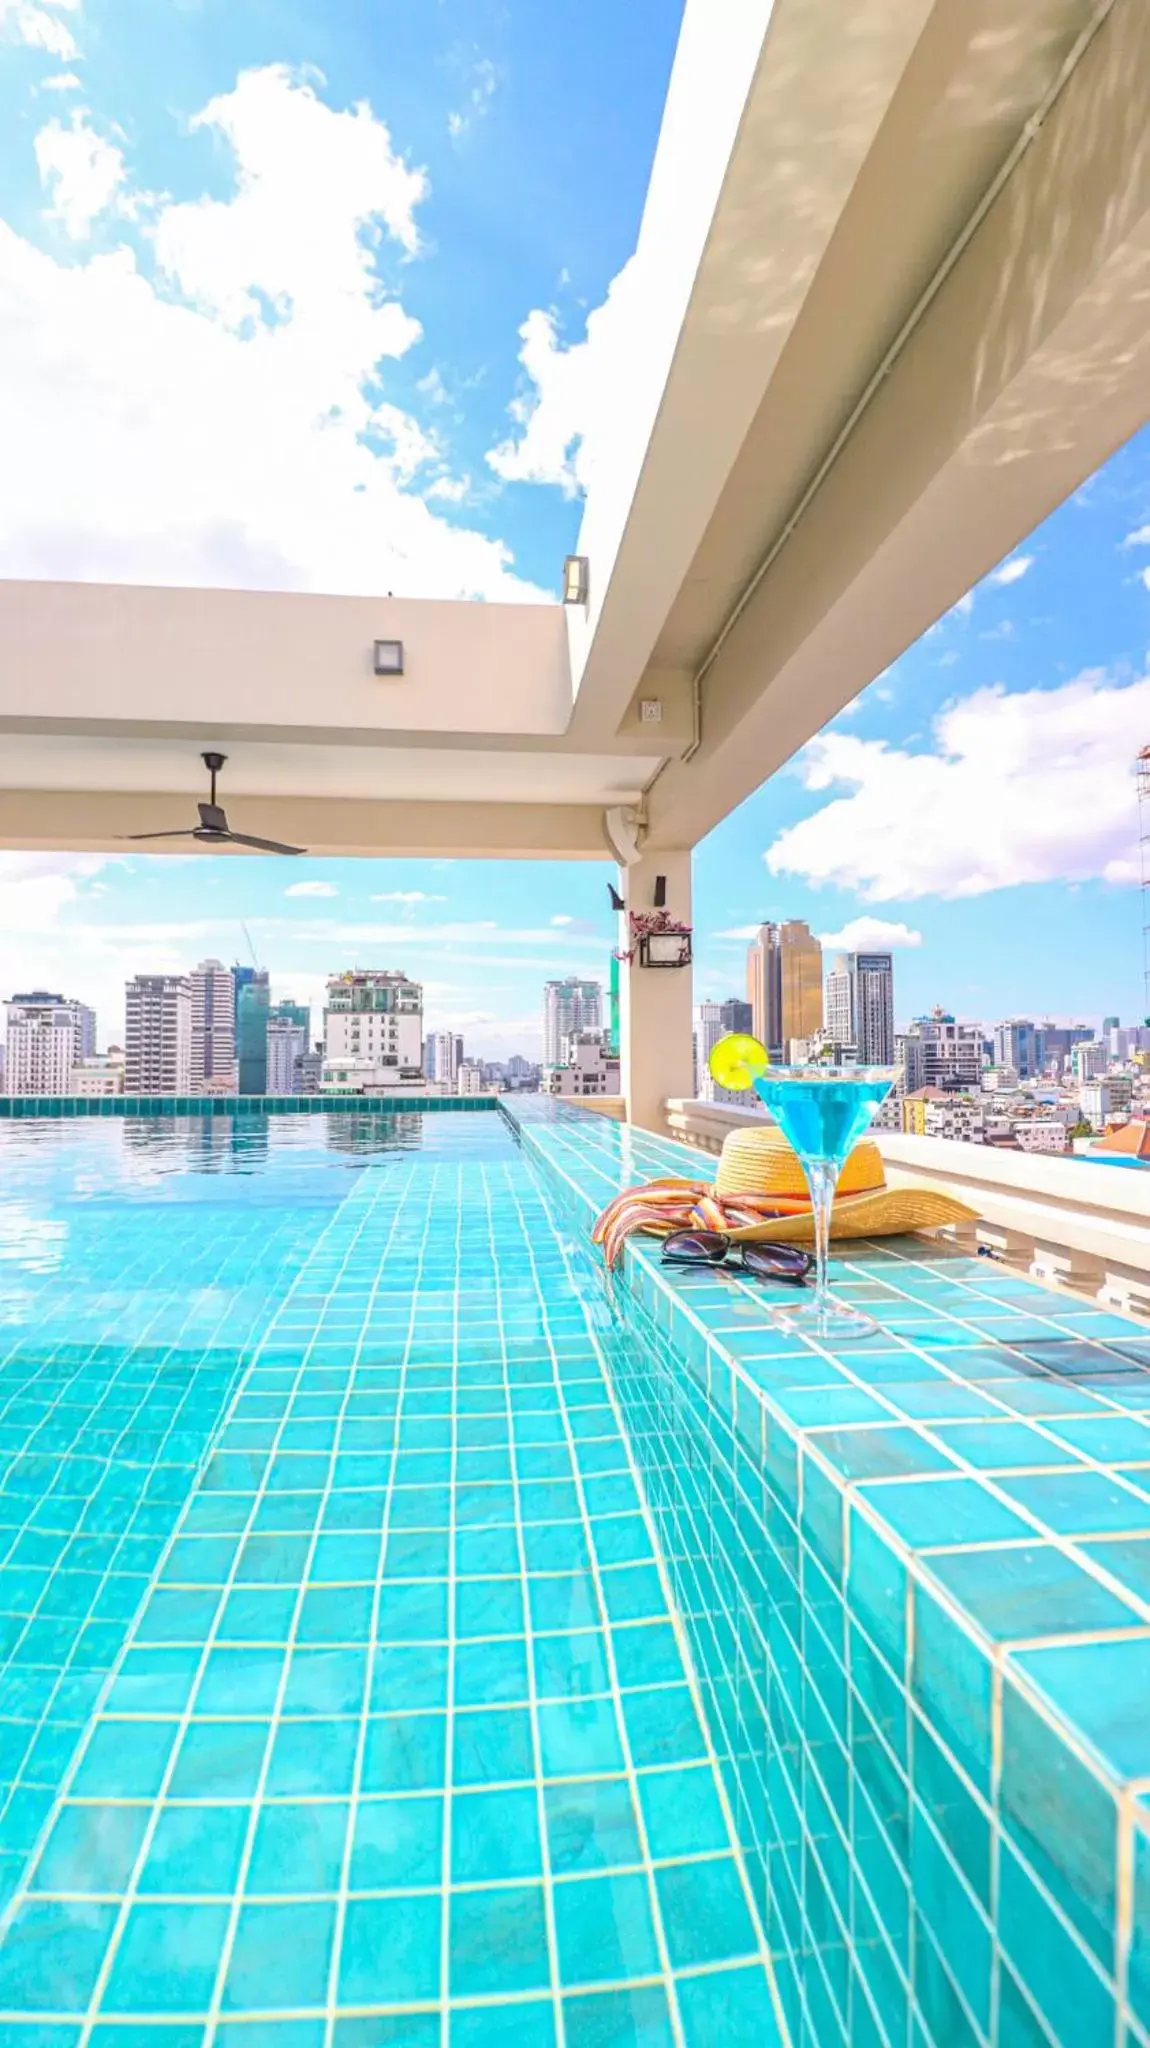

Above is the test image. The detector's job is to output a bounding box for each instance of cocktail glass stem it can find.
[804,1156,838,1336]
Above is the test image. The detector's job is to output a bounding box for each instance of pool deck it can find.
[505,1099,1150,2048]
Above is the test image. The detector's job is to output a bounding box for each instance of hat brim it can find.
[719,1184,978,1244]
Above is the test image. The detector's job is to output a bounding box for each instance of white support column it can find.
[618,849,694,1135]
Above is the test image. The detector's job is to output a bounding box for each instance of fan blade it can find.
[223,831,307,856]
[121,830,199,841]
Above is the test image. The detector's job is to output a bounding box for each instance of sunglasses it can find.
[661,1229,812,1285]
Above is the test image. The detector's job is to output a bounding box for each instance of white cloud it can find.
[714,924,762,941]
[0,65,547,599]
[990,554,1033,587]
[817,918,923,952]
[40,70,81,90]
[550,913,573,926]
[284,879,338,898]
[952,591,974,618]
[369,890,446,905]
[35,110,125,237]
[0,0,80,60]
[766,671,1147,901]
[1123,525,1150,547]
[447,57,497,141]
[486,255,645,497]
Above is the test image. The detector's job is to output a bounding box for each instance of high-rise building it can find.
[189,960,237,1095]
[124,976,192,1094]
[267,1002,310,1095]
[3,991,96,1095]
[826,954,895,1064]
[745,923,822,1055]
[899,1009,982,1093]
[1037,1023,1094,1069]
[322,971,423,1091]
[236,972,270,1095]
[425,1032,459,1085]
[296,1043,324,1094]
[992,1018,1040,1080]
[543,979,602,1065]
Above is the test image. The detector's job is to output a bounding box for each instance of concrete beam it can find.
[648,0,1150,846]
[0,791,610,861]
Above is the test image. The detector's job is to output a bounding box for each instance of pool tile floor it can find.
[0,1143,781,2046]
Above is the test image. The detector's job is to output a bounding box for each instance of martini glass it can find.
[752,1065,896,1343]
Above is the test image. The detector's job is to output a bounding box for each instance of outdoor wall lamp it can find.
[562,555,590,605]
[373,640,405,676]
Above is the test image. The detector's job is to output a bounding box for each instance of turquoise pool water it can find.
[0,1112,777,2047]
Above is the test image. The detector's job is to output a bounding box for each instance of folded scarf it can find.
[591,1178,809,1270]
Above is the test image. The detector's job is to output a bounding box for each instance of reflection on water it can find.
[0,1110,515,1897]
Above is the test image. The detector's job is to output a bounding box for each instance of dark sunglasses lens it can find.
[662,1230,728,1265]
[742,1242,812,1281]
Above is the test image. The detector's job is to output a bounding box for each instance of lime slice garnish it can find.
[708,1033,769,1092]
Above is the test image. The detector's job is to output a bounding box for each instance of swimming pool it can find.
[3,1104,1150,2048]
[0,1111,779,2047]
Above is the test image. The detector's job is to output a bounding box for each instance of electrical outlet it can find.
[639,698,663,724]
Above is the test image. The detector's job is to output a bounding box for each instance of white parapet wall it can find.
[663,1099,1150,1316]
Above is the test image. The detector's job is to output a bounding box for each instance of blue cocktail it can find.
[752,1065,895,1341]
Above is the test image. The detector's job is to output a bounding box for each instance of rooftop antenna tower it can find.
[1139,747,1150,1026]
[1129,745,1137,1024]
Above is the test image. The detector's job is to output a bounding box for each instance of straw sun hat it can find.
[713,1125,977,1244]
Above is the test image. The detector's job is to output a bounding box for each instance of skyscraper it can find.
[236,971,270,1095]
[125,976,192,1094]
[425,1032,459,1085]
[3,990,96,1096]
[189,960,237,1094]
[543,980,602,1065]
[323,971,423,1089]
[267,1001,310,1094]
[825,953,895,1063]
[992,1018,1040,1079]
[745,924,822,1055]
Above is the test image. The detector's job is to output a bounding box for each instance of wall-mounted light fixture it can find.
[562,555,590,606]
[373,640,405,677]
[608,883,626,913]
[653,875,667,909]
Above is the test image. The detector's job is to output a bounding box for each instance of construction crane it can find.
[1140,747,1150,1028]
[239,921,260,971]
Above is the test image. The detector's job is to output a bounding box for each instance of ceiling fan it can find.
[123,753,305,856]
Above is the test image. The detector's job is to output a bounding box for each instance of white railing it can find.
[664,1098,1150,1315]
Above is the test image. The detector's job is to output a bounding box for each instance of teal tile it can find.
[451,1787,540,1883]
[1130,1802,1150,2032]
[248,1802,349,1896]
[553,1871,659,1988]
[930,1421,1083,1471]
[923,1544,1139,1643]
[450,2004,555,2048]
[70,1719,177,1798]
[533,1629,609,1700]
[222,1900,337,2012]
[561,1985,673,2048]
[654,1857,757,1969]
[452,1707,534,1786]
[858,1477,1031,1551]
[0,1902,118,2010]
[636,1764,727,1859]
[539,1699,624,1778]
[449,1884,549,1997]
[846,1512,907,1670]
[31,1804,149,1895]
[169,1721,269,1799]
[266,1717,358,1797]
[611,1623,684,1688]
[1010,1636,1150,1783]
[338,1893,441,2005]
[913,1720,989,1909]
[103,1901,230,2013]
[995,1471,1150,1536]
[909,1806,990,2031]
[999,1678,1117,1970]
[676,1965,783,2048]
[454,1637,529,1707]
[362,1712,446,1793]
[139,1804,249,1896]
[911,1584,993,1793]
[620,1686,705,1768]
[545,1778,642,1874]
[998,1840,1113,2048]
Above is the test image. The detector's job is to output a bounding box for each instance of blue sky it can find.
[0,0,1145,1056]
